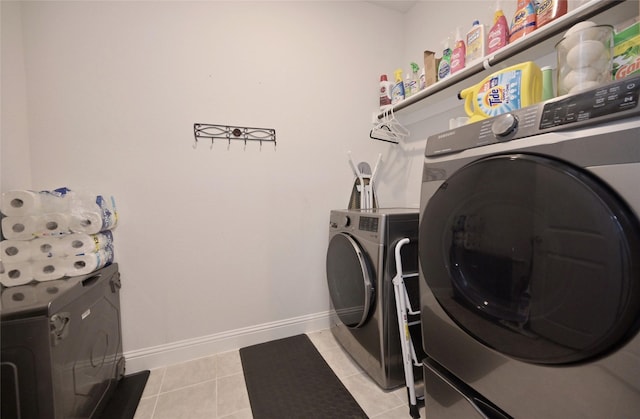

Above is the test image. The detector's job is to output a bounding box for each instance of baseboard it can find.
[123,310,332,373]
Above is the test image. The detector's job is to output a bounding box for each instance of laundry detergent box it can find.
[613,21,640,81]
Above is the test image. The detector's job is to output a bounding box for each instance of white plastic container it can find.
[379,74,392,109]
[466,20,486,65]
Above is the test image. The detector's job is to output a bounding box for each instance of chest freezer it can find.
[1,263,124,419]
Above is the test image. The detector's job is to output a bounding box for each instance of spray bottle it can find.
[391,69,405,104]
[404,62,420,98]
[450,27,466,74]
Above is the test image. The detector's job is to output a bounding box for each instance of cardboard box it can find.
[613,21,640,80]
[424,50,440,87]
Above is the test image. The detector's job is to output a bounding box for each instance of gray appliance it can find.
[419,75,640,418]
[1,263,124,419]
[326,208,422,390]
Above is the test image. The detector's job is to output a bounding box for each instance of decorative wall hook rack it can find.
[193,123,277,150]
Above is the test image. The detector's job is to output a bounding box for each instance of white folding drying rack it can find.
[392,237,424,418]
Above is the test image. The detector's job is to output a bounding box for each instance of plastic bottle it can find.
[419,67,426,90]
[391,69,405,104]
[379,74,393,109]
[466,20,486,65]
[509,0,537,43]
[450,28,466,75]
[487,1,509,54]
[457,61,543,123]
[438,38,452,81]
[536,0,567,28]
[404,62,420,97]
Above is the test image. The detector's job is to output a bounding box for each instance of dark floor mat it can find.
[96,370,150,419]
[240,334,368,419]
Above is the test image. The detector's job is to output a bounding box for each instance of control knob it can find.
[491,113,518,139]
[341,216,351,228]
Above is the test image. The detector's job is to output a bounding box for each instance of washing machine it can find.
[419,75,640,418]
[326,208,423,390]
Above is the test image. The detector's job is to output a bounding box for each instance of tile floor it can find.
[133,329,426,419]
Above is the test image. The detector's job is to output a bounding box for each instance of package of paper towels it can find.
[66,246,114,277]
[69,195,118,234]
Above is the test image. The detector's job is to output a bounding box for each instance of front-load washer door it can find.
[420,153,640,365]
[326,233,375,328]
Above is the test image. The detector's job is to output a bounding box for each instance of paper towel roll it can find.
[1,239,32,263]
[29,237,65,259]
[1,216,38,240]
[69,195,118,234]
[32,257,66,282]
[0,261,34,287]
[65,246,114,277]
[1,190,42,216]
[35,213,70,237]
[1,285,38,309]
[60,231,113,256]
[1,189,70,216]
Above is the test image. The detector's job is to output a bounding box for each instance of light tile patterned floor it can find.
[133,329,426,419]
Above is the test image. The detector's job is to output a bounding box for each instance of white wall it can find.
[2,0,407,370]
[1,1,32,191]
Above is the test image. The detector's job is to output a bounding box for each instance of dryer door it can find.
[420,153,640,365]
[326,233,375,328]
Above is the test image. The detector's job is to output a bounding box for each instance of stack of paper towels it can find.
[0,188,117,287]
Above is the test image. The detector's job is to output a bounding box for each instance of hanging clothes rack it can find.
[193,123,277,150]
[370,107,410,144]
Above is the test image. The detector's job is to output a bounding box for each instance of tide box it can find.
[613,21,640,80]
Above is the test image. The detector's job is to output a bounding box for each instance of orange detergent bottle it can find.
[458,61,543,123]
[510,0,537,43]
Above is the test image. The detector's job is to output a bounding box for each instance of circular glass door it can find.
[420,153,640,365]
[326,233,375,328]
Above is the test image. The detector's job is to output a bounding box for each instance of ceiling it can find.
[368,1,418,13]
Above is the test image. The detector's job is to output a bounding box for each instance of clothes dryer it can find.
[419,75,640,418]
[327,208,422,390]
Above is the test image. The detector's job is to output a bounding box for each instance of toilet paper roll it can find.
[32,257,67,282]
[29,237,65,260]
[1,285,38,309]
[1,190,42,216]
[1,216,38,240]
[69,195,118,234]
[0,261,34,287]
[35,213,70,237]
[65,246,114,277]
[1,239,32,263]
[60,230,113,256]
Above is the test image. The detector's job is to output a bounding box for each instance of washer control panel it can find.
[426,75,640,157]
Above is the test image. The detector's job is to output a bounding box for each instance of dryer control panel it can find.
[426,75,640,157]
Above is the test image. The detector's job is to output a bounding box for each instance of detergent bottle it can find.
[509,0,537,43]
[379,74,393,109]
[487,1,509,54]
[391,69,405,104]
[466,20,486,66]
[450,27,466,75]
[458,61,542,123]
[438,38,452,81]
